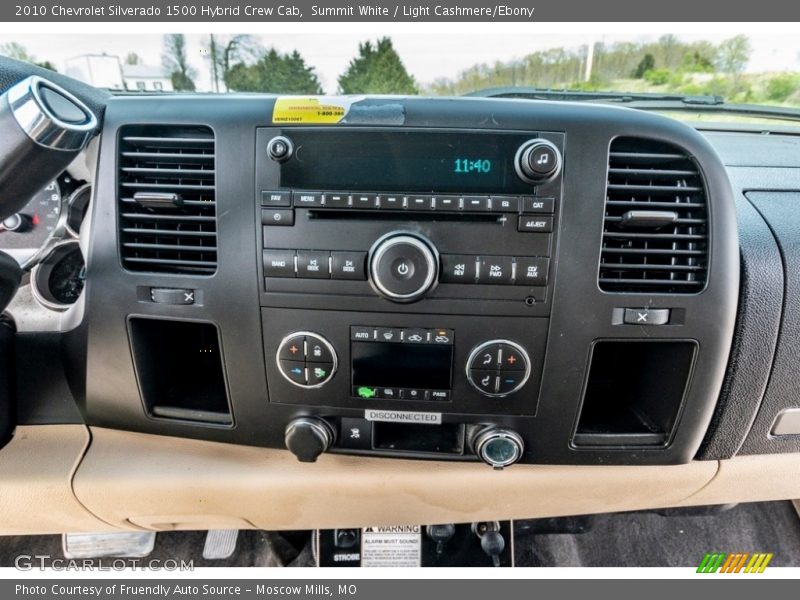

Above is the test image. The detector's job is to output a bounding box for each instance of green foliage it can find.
[226,49,322,94]
[162,34,196,92]
[716,35,751,76]
[766,74,800,102]
[633,54,655,78]
[338,37,417,94]
[0,42,57,72]
[643,69,671,85]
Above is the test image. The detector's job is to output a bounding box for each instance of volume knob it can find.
[515,139,562,184]
[368,233,438,303]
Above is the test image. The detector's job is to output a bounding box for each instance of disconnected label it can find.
[272,96,362,124]
[361,526,421,568]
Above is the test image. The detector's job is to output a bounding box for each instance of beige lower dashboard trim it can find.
[0,425,115,535]
[5,426,800,534]
[73,427,723,531]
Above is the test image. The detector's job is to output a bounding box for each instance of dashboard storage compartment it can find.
[129,318,232,426]
[372,422,465,455]
[573,341,696,447]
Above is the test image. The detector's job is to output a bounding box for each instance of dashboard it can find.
[4,79,800,533]
[45,94,743,469]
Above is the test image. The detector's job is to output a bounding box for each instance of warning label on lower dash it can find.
[361,526,422,567]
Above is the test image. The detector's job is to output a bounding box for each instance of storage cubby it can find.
[129,318,232,426]
[573,340,696,447]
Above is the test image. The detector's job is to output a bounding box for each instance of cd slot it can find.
[307,209,505,223]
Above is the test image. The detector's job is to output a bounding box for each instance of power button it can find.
[369,234,438,302]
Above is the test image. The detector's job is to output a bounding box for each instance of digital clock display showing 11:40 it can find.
[454,158,493,174]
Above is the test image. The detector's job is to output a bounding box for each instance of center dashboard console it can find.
[82,96,739,468]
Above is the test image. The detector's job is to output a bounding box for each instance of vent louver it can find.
[599,137,708,293]
[118,125,217,275]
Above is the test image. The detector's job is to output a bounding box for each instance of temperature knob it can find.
[515,139,562,184]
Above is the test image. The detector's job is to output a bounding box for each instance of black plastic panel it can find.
[739,192,800,455]
[80,96,738,465]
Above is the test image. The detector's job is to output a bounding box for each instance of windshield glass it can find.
[2,32,799,118]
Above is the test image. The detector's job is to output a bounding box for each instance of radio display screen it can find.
[280,130,536,193]
[352,341,453,390]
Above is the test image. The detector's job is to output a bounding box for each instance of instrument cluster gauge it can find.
[0,173,86,269]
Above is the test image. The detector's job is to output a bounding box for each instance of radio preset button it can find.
[263,249,296,278]
[331,251,367,280]
[381,195,405,209]
[478,256,514,285]
[436,196,461,211]
[463,196,491,212]
[440,254,478,283]
[353,193,377,209]
[406,195,434,210]
[323,193,351,208]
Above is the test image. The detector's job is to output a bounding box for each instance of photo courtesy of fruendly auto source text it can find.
[0,0,799,593]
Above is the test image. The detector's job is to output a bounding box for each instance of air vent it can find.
[118,125,217,275]
[599,137,708,293]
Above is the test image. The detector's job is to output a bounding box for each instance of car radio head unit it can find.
[278,129,546,194]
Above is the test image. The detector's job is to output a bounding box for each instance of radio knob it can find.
[472,427,524,469]
[267,135,294,162]
[285,417,336,463]
[515,139,562,184]
[369,233,438,302]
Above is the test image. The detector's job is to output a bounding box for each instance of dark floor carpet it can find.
[0,501,797,567]
[515,501,800,567]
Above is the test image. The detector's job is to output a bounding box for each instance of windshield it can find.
[2,32,800,119]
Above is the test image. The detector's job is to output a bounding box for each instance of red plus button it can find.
[499,344,527,372]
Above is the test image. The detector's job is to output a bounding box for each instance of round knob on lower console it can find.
[472,427,524,469]
[285,417,336,463]
[515,138,562,184]
[368,233,438,302]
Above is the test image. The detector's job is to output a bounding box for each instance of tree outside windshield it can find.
[2,33,799,108]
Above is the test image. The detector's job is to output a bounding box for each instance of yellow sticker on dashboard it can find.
[272,96,358,124]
